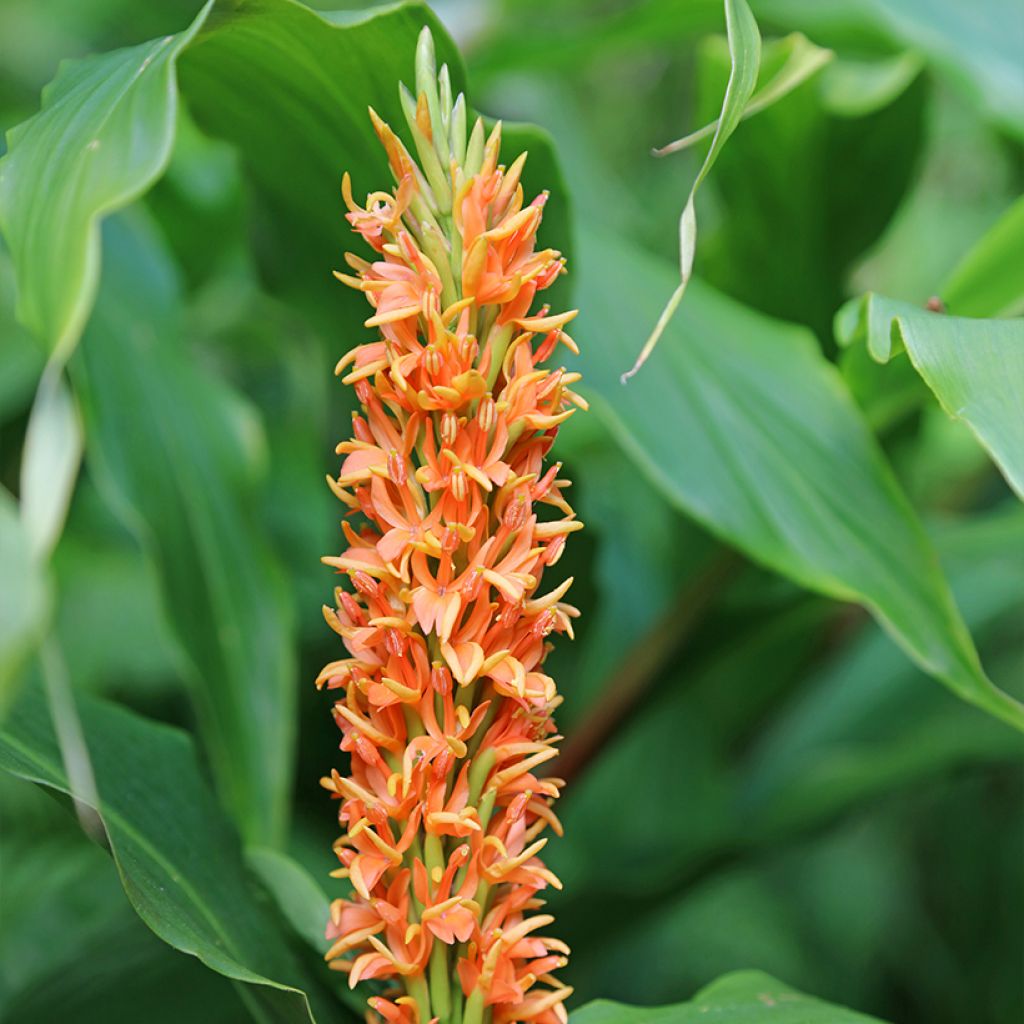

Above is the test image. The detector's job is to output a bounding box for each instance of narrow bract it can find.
[318,28,584,1024]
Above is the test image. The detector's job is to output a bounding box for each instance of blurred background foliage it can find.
[0,1,1022,1023]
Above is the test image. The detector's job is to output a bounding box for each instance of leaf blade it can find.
[571,969,888,1023]
[838,292,1024,503]
[70,213,297,846]
[623,0,760,380]
[577,227,1024,731]
[0,2,212,358]
[0,683,339,1023]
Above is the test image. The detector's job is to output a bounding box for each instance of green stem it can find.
[408,974,433,1024]
[429,940,452,1023]
[463,988,485,1024]
[424,832,452,1021]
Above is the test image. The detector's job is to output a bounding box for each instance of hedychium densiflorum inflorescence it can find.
[317,26,585,1024]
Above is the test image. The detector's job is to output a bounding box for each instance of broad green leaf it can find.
[0,783,252,1023]
[575,227,1024,732]
[653,32,833,156]
[752,0,1024,140]
[0,683,340,1024]
[571,970,887,1023]
[19,368,82,560]
[942,195,1024,318]
[70,213,296,846]
[246,847,330,954]
[0,1,212,359]
[892,316,1024,503]
[1,0,510,356]
[178,0,570,322]
[624,0,760,379]
[837,293,1024,503]
[744,508,1024,836]
[4,907,253,1024]
[0,489,49,712]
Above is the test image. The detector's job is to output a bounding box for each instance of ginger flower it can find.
[319,28,584,1024]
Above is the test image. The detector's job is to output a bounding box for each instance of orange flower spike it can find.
[320,26,578,1024]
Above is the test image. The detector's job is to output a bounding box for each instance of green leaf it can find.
[744,508,1024,836]
[837,293,1024,503]
[4,908,254,1024]
[818,51,924,117]
[575,226,1024,732]
[892,316,1024,503]
[0,489,49,713]
[0,788,252,1023]
[0,246,45,419]
[19,368,82,561]
[177,0,464,327]
[692,41,925,336]
[0,0,493,354]
[0,683,340,1024]
[942,196,1024,318]
[246,847,330,955]
[0,1,212,359]
[623,0,760,379]
[70,212,296,846]
[753,0,1024,140]
[571,970,887,1023]
[653,32,833,156]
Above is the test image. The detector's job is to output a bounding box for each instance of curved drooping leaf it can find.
[571,970,887,1023]
[0,1,212,360]
[19,368,82,561]
[653,32,833,156]
[0,683,341,1024]
[71,212,296,847]
[837,293,1024,503]
[575,226,1024,732]
[692,38,925,337]
[624,0,760,379]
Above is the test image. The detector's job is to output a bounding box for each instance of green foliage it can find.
[1,0,1021,1022]
[573,970,885,1023]
[0,489,48,709]
[577,229,1022,730]
[838,294,1024,504]
[0,7,209,361]
[71,212,297,847]
[943,196,1024,318]
[0,682,341,1024]
[624,0,760,378]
